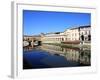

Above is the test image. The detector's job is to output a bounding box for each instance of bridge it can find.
[23,35,41,47]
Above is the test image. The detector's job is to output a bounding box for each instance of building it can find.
[64,27,80,41]
[79,25,91,42]
[41,32,66,43]
[41,25,91,44]
[23,35,35,41]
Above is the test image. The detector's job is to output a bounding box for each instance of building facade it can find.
[41,32,66,43]
[79,26,91,42]
[64,28,80,41]
[41,25,91,44]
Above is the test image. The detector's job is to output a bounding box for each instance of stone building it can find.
[79,25,91,42]
[41,32,66,43]
[64,27,80,41]
[41,25,91,44]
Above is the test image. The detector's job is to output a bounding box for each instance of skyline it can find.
[23,10,91,35]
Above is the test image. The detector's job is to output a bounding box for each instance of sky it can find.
[23,10,91,35]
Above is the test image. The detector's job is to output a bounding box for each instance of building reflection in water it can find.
[23,44,91,66]
[40,44,90,65]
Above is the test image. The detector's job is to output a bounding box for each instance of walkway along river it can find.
[23,44,91,69]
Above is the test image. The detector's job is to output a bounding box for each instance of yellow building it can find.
[41,32,66,43]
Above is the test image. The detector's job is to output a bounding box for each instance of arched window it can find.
[81,35,84,41]
[62,38,64,41]
[88,35,91,41]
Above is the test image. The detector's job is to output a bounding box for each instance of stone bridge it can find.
[23,35,41,47]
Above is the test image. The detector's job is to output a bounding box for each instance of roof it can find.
[64,25,91,31]
[23,35,34,37]
[78,25,91,28]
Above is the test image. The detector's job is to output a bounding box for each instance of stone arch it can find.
[81,35,84,41]
[88,34,91,41]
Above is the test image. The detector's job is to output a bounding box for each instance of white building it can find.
[41,25,91,44]
[64,28,79,41]
[79,26,91,42]
[41,32,66,43]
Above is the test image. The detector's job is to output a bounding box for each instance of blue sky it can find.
[23,10,91,35]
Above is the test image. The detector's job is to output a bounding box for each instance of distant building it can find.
[41,32,66,43]
[23,35,34,41]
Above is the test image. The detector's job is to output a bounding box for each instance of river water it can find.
[23,44,91,69]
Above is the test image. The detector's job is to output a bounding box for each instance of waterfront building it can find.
[23,25,91,45]
[64,27,79,41]
[41,25,91,44]
[41,32,66,43]
[23,35,34,41]
[79,25,91,42]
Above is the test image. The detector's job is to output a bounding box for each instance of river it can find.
[23,44,91,69]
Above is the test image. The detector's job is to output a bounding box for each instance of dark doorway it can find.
[88,35,91,41]
[38,41,41,45]
[81,35,84,41]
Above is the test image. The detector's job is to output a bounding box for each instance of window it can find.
[85,31,87,35]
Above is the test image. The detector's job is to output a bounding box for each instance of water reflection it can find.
[40,44,91,65]
[23,44,91,69]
